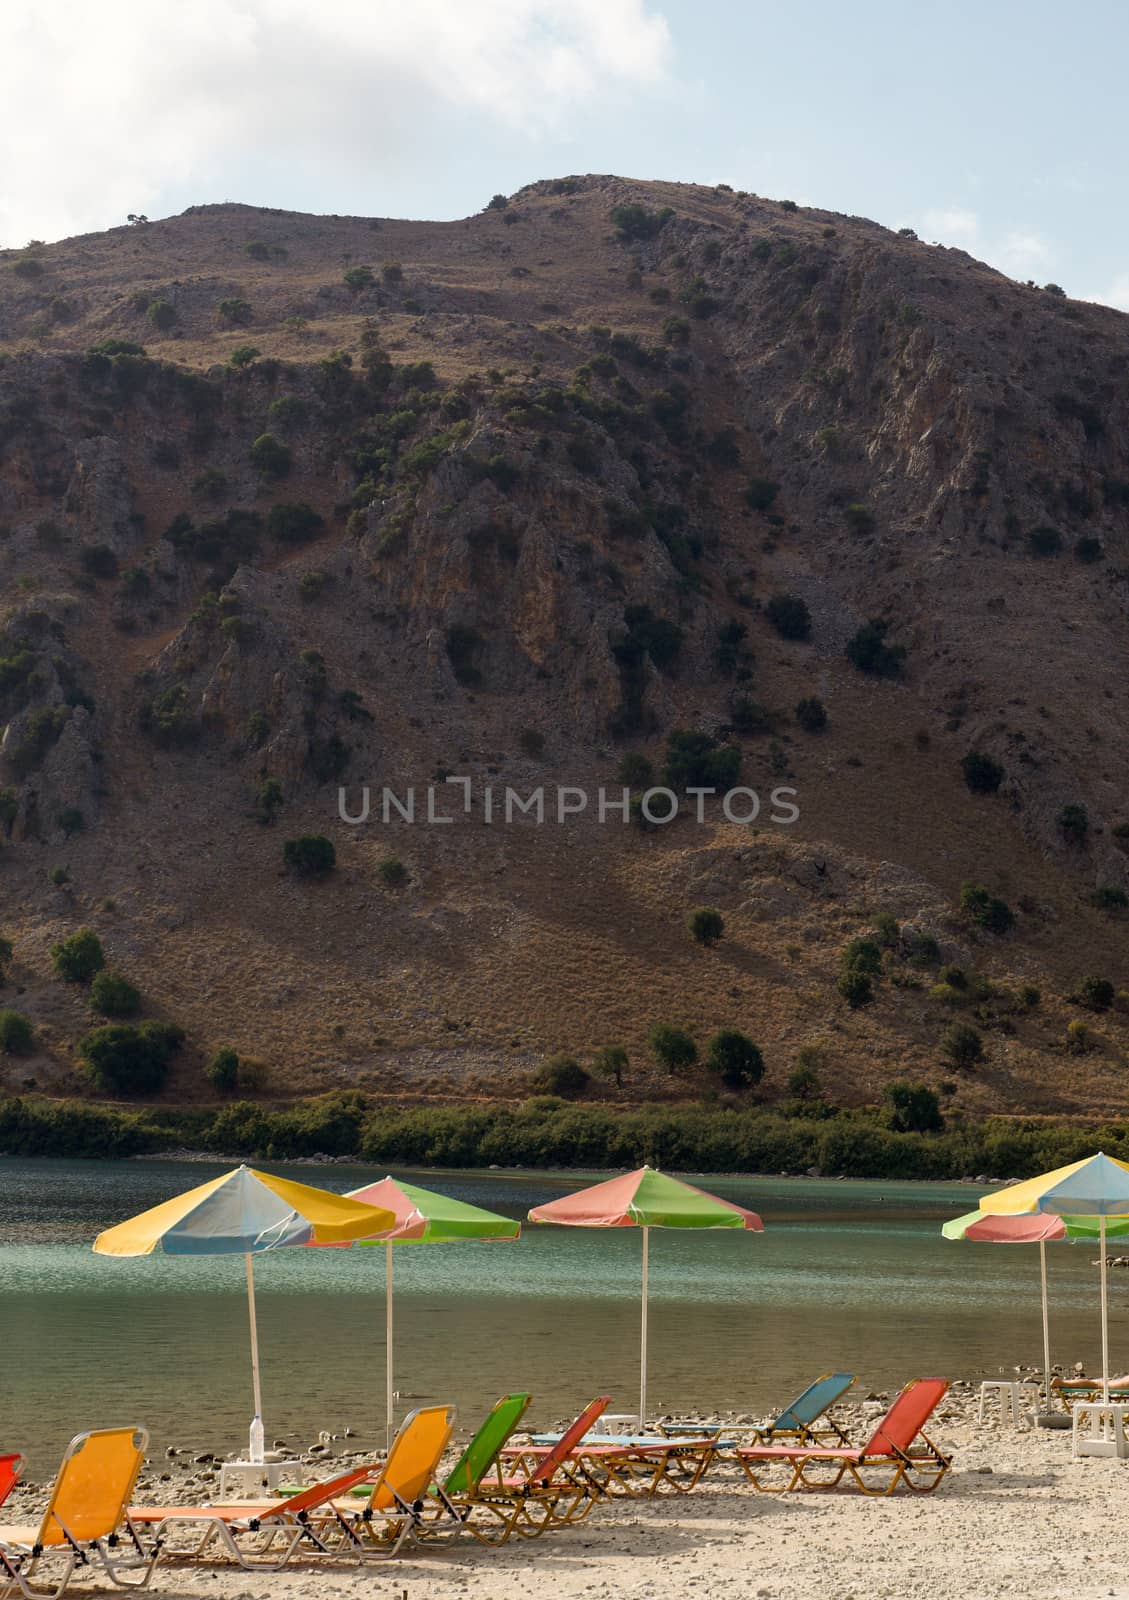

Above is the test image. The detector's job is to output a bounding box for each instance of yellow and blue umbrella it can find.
[94,1165,395,1448]
[980,1153,1129,1400]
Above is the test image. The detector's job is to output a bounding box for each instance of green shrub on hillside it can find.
[942,1022,984,1069]
[706,1029,764,1090]
[795,696,827,732]
[765,592,811,640]
[0,1010,34,1055]
[532,1054,590,1098]
[90,970,141,1018]
[1075,975,1114,1011]
[847,619,905,679]
[610,204,673,242]
[961,751,1004,794]
[282,835,336,875]
[250,434,291,478]
[648,1023,697,1074]
[267,502,322,543]
[959,883,1015,934]
[79,1021,183,1096]
[205,1047,240,1092]
[50,928,105,984]
[687,907,725,947]
[883,1081,943,1132]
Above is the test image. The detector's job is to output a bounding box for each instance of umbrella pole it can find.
[245,1252,264,1436]
[386,1241,394,1452]
[1040,1239,1052,1409]
[1101,1215,1110,1404]
[640,1225,649,1429]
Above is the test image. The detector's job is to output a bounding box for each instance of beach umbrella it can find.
[94,1165,395,1452]
[528,1166,763,1425]
[313,1176,520,1448]
[980,1153,1129,1400]
[941,1208,1129,1405]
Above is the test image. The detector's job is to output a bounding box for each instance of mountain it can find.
[2,174,1129,1121]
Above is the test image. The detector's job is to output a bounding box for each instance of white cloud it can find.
[1089,275,1129,312]
[995,230,1051,278]
[0,0,673,244]
[921,207,979,243]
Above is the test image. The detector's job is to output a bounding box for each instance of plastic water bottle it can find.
[249,1415,265,1464]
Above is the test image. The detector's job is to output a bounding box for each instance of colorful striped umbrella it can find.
[980,1153,1129,1399]
[528,1166,763,1425]
[942,1208,1129,1404]
[315,1177,520,1447]
[94,1165,395,1452]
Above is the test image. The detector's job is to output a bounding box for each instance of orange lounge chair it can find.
[128,1461,381,1570]
[132,1406,454,1567]
[0,1460,21,1514]
[435,1397,609,1545]
[0,1427,157,1598]
[736,1378,953,1496]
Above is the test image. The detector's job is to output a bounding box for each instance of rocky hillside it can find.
[2,174,1129,1120]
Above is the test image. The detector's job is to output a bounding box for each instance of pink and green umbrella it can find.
[942,1208,1129,1405]
[980,1153,1129,1400]
[312,1176,520,1446]
[529,1166,763,1425]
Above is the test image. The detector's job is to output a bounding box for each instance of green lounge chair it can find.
[417,1392,532,1537]
[432,1397,609,1546]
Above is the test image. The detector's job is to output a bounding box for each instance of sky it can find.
[3,0,1127,310]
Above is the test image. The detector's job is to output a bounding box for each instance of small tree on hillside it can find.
[533,1054,590,1098]
[706,1029,764,1091]
[592,1045,628,1089]
[688,907,725,947]
[90,970,141,1018]
[51,928,105,984]
[648,1023,697,1075]
[205,1047,240,1092]
[941,1022,984,1070]
[883,1080,944,1132]
[0,1009,34,1055]
[283,835,336,875]
[961,751,1005,795]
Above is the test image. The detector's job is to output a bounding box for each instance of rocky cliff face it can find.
[1,175,1128,1116]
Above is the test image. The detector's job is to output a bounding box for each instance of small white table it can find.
[594,1415,643,1436]
[1072,1401,1129,1459]
[978,1381,1041,1428]
[218,1459,307,1497]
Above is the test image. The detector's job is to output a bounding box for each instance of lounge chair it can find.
[1050,1375,1129,1411]
[0,1460,21,1514]
[0,1427,157,1598]
[506,1426,718,1498]
[736,1377,953,1496]
[435,1397,609,1545]
[656,1372,858,1451]
[128,1461,381,1570]
[132,1407,455,1567]
[416,1393,532,1537]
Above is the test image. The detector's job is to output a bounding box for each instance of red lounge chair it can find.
[0,1458,21,1513]
[736,1378,952,1495]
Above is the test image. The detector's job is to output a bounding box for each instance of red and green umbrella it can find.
[313,1176,520,1445]
[529,1166,763,1425]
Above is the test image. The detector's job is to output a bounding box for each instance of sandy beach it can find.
[7,1386,1129,1600]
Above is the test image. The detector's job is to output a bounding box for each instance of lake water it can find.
[1,1157,1124,1474]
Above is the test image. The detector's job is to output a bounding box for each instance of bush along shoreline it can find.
[2,1092,1129,1179]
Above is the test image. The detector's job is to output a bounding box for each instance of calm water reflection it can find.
[1,1158,1124,1472]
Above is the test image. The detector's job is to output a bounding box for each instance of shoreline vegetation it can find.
[2,1092,1129,1178]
